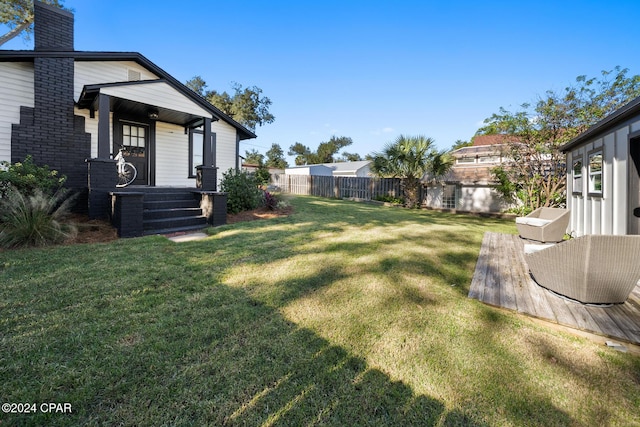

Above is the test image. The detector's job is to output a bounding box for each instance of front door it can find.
[115,121,148,185]
[630,136,640,234]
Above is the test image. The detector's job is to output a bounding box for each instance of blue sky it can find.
[3,0,640,165]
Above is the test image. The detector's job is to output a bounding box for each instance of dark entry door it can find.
[630,136,640,234]
[115,122,148,185]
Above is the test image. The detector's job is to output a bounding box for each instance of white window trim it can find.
[587,149,603,197]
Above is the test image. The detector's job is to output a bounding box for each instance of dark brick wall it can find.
[11,57,91,190]
[11,3,91,210]
[110,192,144,238]
[87,158,117,219]
[34,1,74,51]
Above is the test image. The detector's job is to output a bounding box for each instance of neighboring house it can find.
[0,2,255,236]
[424,135,517,212]
[561,96,640,236]
[285,160,372,177]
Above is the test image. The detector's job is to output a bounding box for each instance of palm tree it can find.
[425,149,454,184]
[371,135,436,208]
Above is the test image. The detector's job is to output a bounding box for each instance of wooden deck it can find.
[469,232,640,345]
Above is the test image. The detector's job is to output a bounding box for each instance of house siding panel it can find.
[213,120,238,185]
[0,62,34,163]
[74,61,159,100]
[100,82,212,118]
[613,128,628,234]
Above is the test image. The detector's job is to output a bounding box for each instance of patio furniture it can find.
[515,207,570,243]
[524,235,640,304]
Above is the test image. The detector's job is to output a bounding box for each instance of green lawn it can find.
[1,196,639,426]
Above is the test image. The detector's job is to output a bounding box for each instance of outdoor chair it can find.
[524,235,640,304]
[515,207,570,243]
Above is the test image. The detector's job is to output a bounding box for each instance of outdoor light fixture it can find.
[148,109,159,120]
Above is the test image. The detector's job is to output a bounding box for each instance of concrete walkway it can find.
[167,232,208,243]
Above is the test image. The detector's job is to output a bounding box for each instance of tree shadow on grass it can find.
[3,278,451,426]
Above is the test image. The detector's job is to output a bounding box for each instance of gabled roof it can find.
[560,95,640,152]
[471,134,519,146]
[0,50,256,140]
[286,160,372,173]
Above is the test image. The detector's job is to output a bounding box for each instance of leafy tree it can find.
[480,66,640,212]
[370,135,437,208]
[0,0,66,46]
[265,143,288,169]
[451,139,472,150]
[288,136,354,165]
[243,149,264,166]
[288,142,312,166]
[338,152,363,162]
[185,75,207,96]
[186,76,274,131]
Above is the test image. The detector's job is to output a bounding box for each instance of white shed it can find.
[561,96,640,236]
[285,164,334,176]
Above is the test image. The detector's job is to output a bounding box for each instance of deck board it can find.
[469,232,640,345]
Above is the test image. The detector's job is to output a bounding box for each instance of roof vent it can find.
[127,69,141,81]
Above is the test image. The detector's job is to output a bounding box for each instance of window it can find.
[478,155,500,164]
[588,150,603,195]
[572,158,583,195]
[189,130,216,178]
[456,157,475,164]
[442,184,460,209]
[189,130,204,178]
[122,124,146,157]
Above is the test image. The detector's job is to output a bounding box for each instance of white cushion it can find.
[516,217,552,227]
[524,243,555,254]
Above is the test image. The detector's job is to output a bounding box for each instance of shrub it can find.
[0,155,66,198]
[373,195,404,205]
[0,187,77,248]
[263,191,291,211]
[220,169,264,214]
[254,165,271,187]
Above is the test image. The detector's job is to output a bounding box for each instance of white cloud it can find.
[370,127,394,136]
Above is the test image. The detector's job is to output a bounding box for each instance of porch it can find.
[108,186,227,237]
[469,232,640,345]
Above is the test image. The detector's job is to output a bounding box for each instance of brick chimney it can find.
[34,1,74,51]
[11,1,91,195]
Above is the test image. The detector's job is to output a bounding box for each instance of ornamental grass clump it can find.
[0,187,77,248]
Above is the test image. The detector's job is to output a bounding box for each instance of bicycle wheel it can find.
[116,163,137,187]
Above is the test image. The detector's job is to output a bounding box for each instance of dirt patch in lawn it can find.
[226,206,293,224]
[66,214,119,245]
[64,206,293,244]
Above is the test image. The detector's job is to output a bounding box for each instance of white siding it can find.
[613,127,629,233]
[74,61,159,100]
[155,122,191,187]
[0,62,34,162]
[73,107,105,158]
[213,120,239,185]
[568,118,640,236]
[101,82,212,118]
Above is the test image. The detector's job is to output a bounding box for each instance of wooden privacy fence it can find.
[271,174,425,202]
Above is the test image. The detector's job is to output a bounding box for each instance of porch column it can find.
[86,93,116,219]
[97,93,111,158]
[203,117,213,166]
